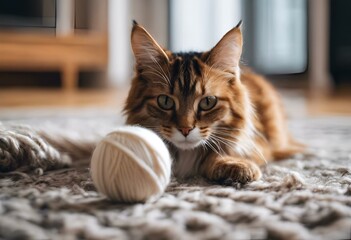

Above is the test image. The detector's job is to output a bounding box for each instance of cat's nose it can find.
[178,127,194,137]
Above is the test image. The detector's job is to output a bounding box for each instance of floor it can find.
[307,95,351,116]
[1,96,350,240]
[0,87,350,116]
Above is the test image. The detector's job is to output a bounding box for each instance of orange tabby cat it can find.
[124,21,303,184]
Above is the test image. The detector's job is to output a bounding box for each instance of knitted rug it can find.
[0,108,350,240]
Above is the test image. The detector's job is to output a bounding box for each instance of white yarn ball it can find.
[90,126,171,203]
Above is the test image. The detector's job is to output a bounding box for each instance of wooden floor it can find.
[307,95,351,116]
[0,88,128,109]
[0,87,350,116]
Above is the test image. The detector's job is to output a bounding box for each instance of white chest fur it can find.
[173,148,202,178]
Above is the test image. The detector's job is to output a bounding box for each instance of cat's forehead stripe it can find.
[171,52,203,97]
[170,58,180,94]
[182,56,192,96]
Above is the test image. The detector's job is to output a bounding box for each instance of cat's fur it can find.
[124,21,304,184]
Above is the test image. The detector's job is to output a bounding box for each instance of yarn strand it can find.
[0,123,71,172]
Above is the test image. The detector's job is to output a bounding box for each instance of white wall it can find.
[108,0,131,87]
[107,0,168,87]
[170,0,241,52]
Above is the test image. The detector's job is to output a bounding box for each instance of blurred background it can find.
[0,0,350,115]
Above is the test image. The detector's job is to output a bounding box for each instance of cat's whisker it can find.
[200,140,209,152]
[212,131,239,138]
[215,140,229,158]
[209,134,238,154]
[210,131,243,142]
[204,139,224,159]
[210,134,237,147]
[210,131,267,164]
[208,137,223,153]
[202,140,212,152]
[207,137,226,158]
[215,126,269,145]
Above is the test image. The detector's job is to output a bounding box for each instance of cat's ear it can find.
[131,21,169,70]
[207,21,243,73]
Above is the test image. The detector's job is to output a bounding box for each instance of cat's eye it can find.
[157,95,175,110]
[199,96,217,111]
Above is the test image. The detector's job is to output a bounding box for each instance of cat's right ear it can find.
[131,22,169,70]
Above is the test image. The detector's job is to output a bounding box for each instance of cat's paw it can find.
[210,158,262,184]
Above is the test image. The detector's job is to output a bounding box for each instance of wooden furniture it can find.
[0,0,108,91]
[0,33,107,90]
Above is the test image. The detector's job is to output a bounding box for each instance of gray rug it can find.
[0,108,350,240]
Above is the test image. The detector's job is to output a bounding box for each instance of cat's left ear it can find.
[207,21,243,73]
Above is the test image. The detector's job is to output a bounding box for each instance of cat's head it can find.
[124,21,253,151]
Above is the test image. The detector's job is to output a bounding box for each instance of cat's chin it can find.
[172,140,202,150]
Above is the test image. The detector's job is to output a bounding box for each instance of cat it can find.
[124,21,304,184]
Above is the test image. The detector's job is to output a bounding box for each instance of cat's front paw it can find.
[209,158,262,184]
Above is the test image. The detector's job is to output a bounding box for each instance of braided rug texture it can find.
[0,110,350,240]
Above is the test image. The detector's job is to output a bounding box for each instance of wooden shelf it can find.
[0,32,108,91]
